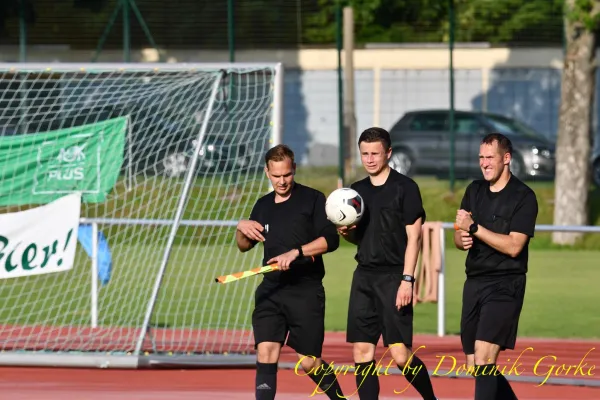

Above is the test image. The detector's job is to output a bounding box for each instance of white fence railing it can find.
[436,223,600,337]
[82,219,600,338]
[79,218,242,330]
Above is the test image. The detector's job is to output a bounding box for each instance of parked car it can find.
[123,109,265,178]
[387,110,556,181]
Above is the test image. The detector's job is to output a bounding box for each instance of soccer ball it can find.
[325,188,364,227]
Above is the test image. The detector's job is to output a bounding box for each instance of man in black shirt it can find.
[339,127,438,400]
[236,144,345,400]
[454,133,538,400]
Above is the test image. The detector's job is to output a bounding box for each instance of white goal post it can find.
[0,62,284,368]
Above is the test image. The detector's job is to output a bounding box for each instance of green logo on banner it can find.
[0,117,127,205]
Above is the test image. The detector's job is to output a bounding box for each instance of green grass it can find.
[7,166,593,249]
[0,241,267,330]
[322,247,600,339]
[2,242,597,340]
[1,167,598,346]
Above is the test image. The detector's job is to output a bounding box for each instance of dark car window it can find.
[408,113,446,131]
[483,114,547,141]
[449,114,482,136]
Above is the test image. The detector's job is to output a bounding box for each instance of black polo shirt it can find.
[460,175,538,278]
[248,182,339,285]
[350,169,426,274]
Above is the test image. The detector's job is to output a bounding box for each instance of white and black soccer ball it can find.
[325,188,364,227]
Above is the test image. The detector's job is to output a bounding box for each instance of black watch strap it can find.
[469,223,478,235]
[296,246,304,257]
[402,274,415,283]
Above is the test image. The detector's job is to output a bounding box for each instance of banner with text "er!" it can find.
[0,193,81,280]
[0,116,127,206]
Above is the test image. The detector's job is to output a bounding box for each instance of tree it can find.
[0,0,35,37]
[552,0,600,245]
[303,0,564,46]
[450,0,564,44]
[73,0,108,13]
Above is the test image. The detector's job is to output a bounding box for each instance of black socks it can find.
[258,359,345,400]
[400,355,437,400]
[353,357,438,400]
[256,362,277,400]
[308,359,345,399]
[474,363,500,400]
[355,360,380,399]
[497,372,518,399]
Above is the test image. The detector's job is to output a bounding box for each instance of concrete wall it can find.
[2,45,596,165]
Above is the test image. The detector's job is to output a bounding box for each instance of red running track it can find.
[1,367,599,399]
[0,333,598,399]
[278,333,599,384]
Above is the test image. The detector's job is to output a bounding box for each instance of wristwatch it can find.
[402,274,415,283]
[469,223,479,235]
[296,246,304,258]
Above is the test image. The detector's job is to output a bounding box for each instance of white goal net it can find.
[0,62,283,368]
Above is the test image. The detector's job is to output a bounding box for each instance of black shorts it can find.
[252,280,325,358]
[460,274,527,355]
[346,268,413,348]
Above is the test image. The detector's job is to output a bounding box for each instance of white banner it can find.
[0,193,81,280]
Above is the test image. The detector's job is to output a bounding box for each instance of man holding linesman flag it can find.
[235,144,345,400]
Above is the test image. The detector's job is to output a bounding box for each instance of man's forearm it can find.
[403,236,421,276]
[297,237,329,257]
[472,225,522,258]
[236,230,255,252]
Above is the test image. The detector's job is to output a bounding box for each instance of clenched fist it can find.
[455,209,474,232]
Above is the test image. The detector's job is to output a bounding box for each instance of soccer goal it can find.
[0,62,284,368]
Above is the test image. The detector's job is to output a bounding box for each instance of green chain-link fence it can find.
[0,0,569,189]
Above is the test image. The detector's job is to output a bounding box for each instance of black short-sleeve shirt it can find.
[460,175,538,278]
[248,182,339,285]
[350,169,426,273]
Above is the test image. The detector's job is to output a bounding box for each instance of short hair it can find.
[481,133,513,156]
[358,127,391,150]
[265,144,295,166]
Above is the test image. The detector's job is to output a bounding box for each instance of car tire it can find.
[389,149,414,176]
[161,151,189,178]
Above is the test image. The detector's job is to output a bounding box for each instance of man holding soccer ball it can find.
[338,127,439,400]
[235,144,345,400]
